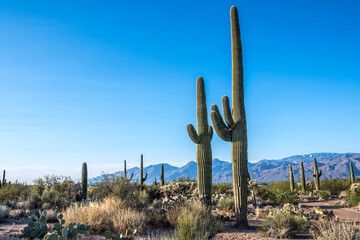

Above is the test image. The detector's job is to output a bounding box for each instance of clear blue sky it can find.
[1,1,359,182]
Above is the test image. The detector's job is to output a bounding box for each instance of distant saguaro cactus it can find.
[210,6,249,227]
[161,164,165,186]
[187,77,213,206]
[350,162,356,184]
[140,154,147,185]
[300,161,305,192]
[81,162,88,201]
[289,165,295,192]
[124,160,133,181]
[313,158,322,191]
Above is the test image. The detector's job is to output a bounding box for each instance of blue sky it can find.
[0,1,359,182]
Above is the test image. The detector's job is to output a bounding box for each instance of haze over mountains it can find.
[90,153,360,184]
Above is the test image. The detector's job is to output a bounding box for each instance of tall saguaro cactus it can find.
[313,158,322,191]
[350,162,356,184]
[161,164,165,186]
[140,154,147,185]
[289,165,295,192]
[300,161,306,192]
[210,6,249,227]
[187,77,213,206]
[124,160,133,181]
[81,162,88,201]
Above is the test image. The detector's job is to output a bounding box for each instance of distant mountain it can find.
[89,153,360,184]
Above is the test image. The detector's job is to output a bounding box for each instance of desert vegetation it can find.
[1,4,359,240]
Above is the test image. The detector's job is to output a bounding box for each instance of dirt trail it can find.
[302,200,360,222]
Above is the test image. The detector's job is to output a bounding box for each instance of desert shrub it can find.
[269,181,291,192]
[172,202,223,240]
[144,200,170,227]
[346,192,360,207]
[63,197,145,237]
[92,174,144,208]
[9,209,25,219]
[258,210,309,238]
[175,177,196,183]
[0,206,9,222]
[216,197,234,212]
[146,184,163,203]
[316,190,331,200]
[212,183,232,194]
[29,186,68,210]
[261,189,299,206]
[45,209,59,223]
[161,181,197,200]
[320,178,350,195]
[312,220,360,240]
[0,184,29,203]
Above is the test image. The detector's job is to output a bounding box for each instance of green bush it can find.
[261,189,299,206]
[258,210,309,238]
[269,181,291,192]
[173,202,222,240]
[92,174,144,208]
[212,183,232,194]
[0,184,28,203]
[320,178,350,195]
[145,185,163,203]
[316,190,331,200]
[216,197,234,212]
[346,192,360,207]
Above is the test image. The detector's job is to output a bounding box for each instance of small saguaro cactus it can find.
[81,162,88,201]
[154,177,157,185]
[300,161,306,192]
[124,160,133,181]
[161,164,165,186]
[313,158,322,191]
[289,165,295,192]
[187,76,213,206]
[0,170,6,188]
[210,6,249,227]
[350,162,356,184]
[140,154,147,185]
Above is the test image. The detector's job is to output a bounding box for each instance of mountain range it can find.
[89,153,360,184]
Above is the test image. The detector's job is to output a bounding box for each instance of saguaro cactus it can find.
[124,160,133,181]
[313,158,322,191]
[210,6,249,227]
[161,164,165,186]
[350,162,356,184]
[300,161,306,192]
[289,165,295,192]
[187,77,213,206]
[81,162,87,201]
[140,154,147,185]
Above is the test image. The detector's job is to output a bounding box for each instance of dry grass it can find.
[63,198,145,237]
[312,220,360,240]
[9,209,25,219]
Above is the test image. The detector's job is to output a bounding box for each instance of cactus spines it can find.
[187,76,213,206]
[81,162,87,201]
[161,164,165,186]
[210,6,248,227]
[140,154,147,185]
[289,165,295,192]
[300,161,306,192]
[313,158,322,191]
[124,160,133,181]
[350,162,356,184]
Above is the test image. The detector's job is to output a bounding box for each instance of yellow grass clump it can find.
[62,198,145,237]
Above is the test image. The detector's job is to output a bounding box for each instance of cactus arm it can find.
[143,173,147,182]
[319,169,322,177]
[187,124,200,144]
[210,110,232,141]
[208,126,213,141]
[222,96,236,128]
[128,173,133,181]
[211,105,227,129]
